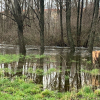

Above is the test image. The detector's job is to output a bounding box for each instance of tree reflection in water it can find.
[34,58,44,84]
[65,51,74,92]
[1,49,100,92]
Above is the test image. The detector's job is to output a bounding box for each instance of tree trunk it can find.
[40,0,44,55]
[66,0,75,52]
[85,0,88,12]
[78,0,84,46]
[35,58,43,84]
[88,0,99,53]
[13,0,26,55]
[59,0,64,46]
[74,0,77,11]
[77,0,80,47]
[3,0,31,55]
[83,0,95,47]
[18,23,26,55]
[56,0,59,14]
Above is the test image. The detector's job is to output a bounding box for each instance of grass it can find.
[0,77,59,100]
[0,76,100,100]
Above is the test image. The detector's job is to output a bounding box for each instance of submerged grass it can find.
[0,54,20,63]
[81,68,100,75]
[0,54,48,64]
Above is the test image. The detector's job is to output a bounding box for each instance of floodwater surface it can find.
[0,44,100,92]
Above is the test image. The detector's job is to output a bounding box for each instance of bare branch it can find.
[0,12,16,22]
[30,6,40,21]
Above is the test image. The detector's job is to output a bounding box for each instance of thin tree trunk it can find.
[56,0,59,14]
[88,0,99,52]
[40,0,44,55]
[60,0,64,46]
[77,0,80,47]
[74,0,77,11]
[79,0,84,34]
[66,0,75,52]
[85,0,88,12]
[83,0,95,47]
[78,0,84,46]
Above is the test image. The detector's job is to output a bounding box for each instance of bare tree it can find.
[30,0,44,54]
[85,0,88,12]
[59,0,64,46]
[73,0,77,11]
[79,0,84,40]
[78,0,84,46]
[40,0,44,54]
[66,0,75,52]
[3,0,31,55]
[88,0,99,52]
[77,0,80,47]
[55,0,64,46]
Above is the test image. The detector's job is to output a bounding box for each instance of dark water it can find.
[0,44,100,92]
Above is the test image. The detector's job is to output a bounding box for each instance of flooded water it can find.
[0,44,100,92]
